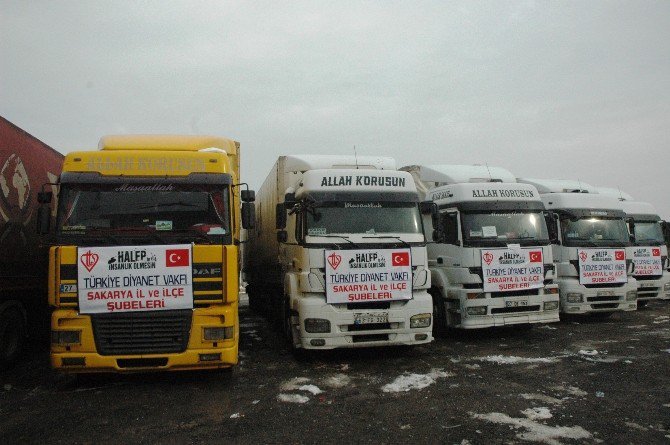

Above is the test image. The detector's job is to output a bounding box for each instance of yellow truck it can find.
[38,135,254,372]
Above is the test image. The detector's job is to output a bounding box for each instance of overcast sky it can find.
[2,1,669,217]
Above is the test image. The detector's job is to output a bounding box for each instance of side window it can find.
[442,212,459,245]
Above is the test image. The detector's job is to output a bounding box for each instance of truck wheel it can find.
[283,299,296,348]
[0,307,26,369]
[432,293,447,338]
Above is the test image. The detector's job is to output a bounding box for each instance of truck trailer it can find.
[0,116,63,367]
[516,179,638,315]
[401,165,560,332]
[244,155,433,350]
[41,135,254,372]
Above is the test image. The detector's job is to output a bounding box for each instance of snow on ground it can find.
[277,394,309,404]
[578,350,599,356]
[521,407,553,420]
[280,377,310,391]
[476,355,560,365]
[520,393,563,405]
[471,408,592,445]
[297,384,323,395]
[547,385,588,398]
[381,368,453,393]
[322,373,351,389]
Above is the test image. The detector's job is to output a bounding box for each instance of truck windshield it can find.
[56,183,230,244]
[461,211,549,246]
[633,221,665,245]
[561,217,629,247]
[304,201,422,236]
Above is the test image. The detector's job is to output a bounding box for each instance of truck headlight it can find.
[305,318,331,333]
[51,330,81,345]
[664,282,670,292]
[203,326,234,341]
[466,306,487,316]
[543,301,559,311]
[626,290,637,301]
[410,313,431,328]
[566,293,583,303]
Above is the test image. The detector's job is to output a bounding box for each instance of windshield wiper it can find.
[318,235,360,248]
[138,202,200,209]
[362,235,410,247]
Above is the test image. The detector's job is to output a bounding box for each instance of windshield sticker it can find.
[345,202,382,208]
[114,184,176,192]
[308,227,327,236]
[482,226,497,237]
[155,220,173,231]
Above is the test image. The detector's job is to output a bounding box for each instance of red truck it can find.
[0,116,63,368]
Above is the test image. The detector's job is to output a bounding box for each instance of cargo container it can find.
[0,116,63,367]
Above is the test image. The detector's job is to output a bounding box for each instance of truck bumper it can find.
[50,306,238,373]
[635,276,666,302]
[292,291,433,349]
[454,285,560,329]
[557,279,638,314]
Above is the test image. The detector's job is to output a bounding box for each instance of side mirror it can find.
[241,189,255,202]
[277,230,287,243]
[37,191,53,204]
[276,203,286,229]
[242,202,255,229]
[37,205,51,234]
[419,201,436,215]
[284,192,296,206]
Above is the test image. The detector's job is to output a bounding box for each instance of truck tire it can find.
[431,292,447,338]
[0,307,26,370]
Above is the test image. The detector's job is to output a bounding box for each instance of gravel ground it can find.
[1,299,669,444]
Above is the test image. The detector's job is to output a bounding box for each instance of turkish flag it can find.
[166,249,190,267]
[392,251,410,267]
[529,251,542,263]
[615,250,625,261]
[652,248,661,257]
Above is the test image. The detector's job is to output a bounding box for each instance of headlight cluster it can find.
[626,290,637,301]
[410,313,431,328]
[566,293,583,303]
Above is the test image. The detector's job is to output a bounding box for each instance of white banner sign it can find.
[324,249,412,304]
[577,248,627,285]
[77,244,193,314]
[481,248,544,293]
[630,247,663,276]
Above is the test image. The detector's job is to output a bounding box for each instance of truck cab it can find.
[518,179,638,315]
[402,165,560,332]
[245,155,433,350]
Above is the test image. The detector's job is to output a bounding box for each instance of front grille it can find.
[92,310,192,355]
[637,288,660,296]
[352,334,389,343]
[634,275,662,280]
[491,305,541,314]
[347,323,391,331]
[346,302,391,310]
[584,283,625,288]
[587,296,620,302]
[591,303,618,309]
[490,289,540,298]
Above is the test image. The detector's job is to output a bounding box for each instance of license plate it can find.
[505,300,528,308]
[597,290,615,296]
[639,282,654,288]
[60,284,77,293]
[353,312,389,325]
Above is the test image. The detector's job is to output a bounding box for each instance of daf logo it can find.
[193,266,222,277]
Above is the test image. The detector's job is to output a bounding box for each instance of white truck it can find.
[517,179,638,315]
[595,189,670,304]
[401,165,560,332]
[244,155,433,350]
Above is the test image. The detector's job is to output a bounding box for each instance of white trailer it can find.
[401,165,560,332]
[517,179,638,315]
[594,190,669,303]
[245,155,433,350]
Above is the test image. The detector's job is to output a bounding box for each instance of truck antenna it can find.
[485,163,492,182]
[354,145,359,169]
